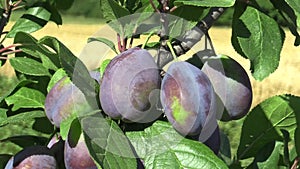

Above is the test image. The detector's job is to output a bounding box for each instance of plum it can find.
[64,132,96,169]
[203,125,220,155]
[201,55,252,121]
[100,47,162,122]
[160,61,217,136]
[4,146,57,169]
[45,71,100,127]
[188,124,220,155]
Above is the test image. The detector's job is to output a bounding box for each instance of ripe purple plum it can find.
[45,71,100,127]
[100,47,162,122]
[4,146,57,169]
[64,133,96,169]
[203,125,220,155]
[201,55,252,121]
[160,61,217,136]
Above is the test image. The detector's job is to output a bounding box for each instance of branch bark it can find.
[156,7,227,68]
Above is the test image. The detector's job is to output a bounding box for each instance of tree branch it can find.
[156,7,227,68]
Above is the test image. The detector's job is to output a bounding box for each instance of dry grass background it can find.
[0,22,299,109]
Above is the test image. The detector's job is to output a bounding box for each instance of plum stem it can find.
[205,33,216,55]
[167,41,177,61]
[129,36,135,49]
[117,33,123,52]
[123,37,127,51]
[142,31,155,49]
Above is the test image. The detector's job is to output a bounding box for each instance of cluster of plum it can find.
[5,72,100,168]
[5,47,252,168]
[4,133,96,169]
[100,47,252,153]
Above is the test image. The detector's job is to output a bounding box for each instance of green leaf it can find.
[0,154,11,169]
[232,6,283,81]
[0,108,7,121]
[81,115,137,169]
[48,3,63,25]
[7,6,51,38]
[5,87,45,111]
[270,0,300,46]
[39,36,99,110]
[295,127,300,156]
[32,117,54,134]
[0,110,45,126]
[100,59,111,77]
[100,0,130,21]
[219,130,232,165]
[47,68,67,92]
[127,121,228,169]
[285,0,300,13]
[135,0,159,25]
[257,142,283,169]
[14,32,60,71]
[281,129,291,167]
[67,118,82,146]
[237,95,299,160]
[0,135,48,148]
[9,57,51,76]
[0,79,36,104]
[174,0,236,7]
[125,0,141,13]
[60,113,77,140]
[55,0,74,10]
[250,141,276,168]
[297,12,300,28]
[171,5,206,22]
[88,37,118,55]
[168,17,196,39]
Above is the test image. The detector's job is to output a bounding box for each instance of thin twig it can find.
[12,5,25,11]
[0,56,8,59]
[149,0,160,13]
[291,157,299,169]
[169,6,177,13]
[2,49,22,55]
[12,0,23,7]
[0,43,22,53]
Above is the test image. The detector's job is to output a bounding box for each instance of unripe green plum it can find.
[64,133,96,169]
[160,61,217,136]
[4,146,57,169]
[201,55,252,121]
[100,47,162,122]
[45,71,100,127]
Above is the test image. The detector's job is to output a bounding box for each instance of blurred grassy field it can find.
[0,18,299,158]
